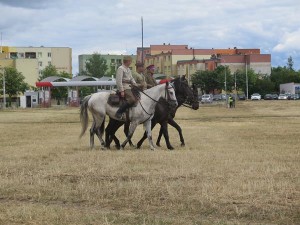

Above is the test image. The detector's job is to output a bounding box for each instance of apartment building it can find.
[139,44,270,83]
[177,54,271,80]
[0,46,72,87]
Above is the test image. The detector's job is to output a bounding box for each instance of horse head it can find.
[165,81,178,108]
[172,76,199,110]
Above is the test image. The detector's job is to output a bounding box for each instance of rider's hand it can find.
[120,91,125,98]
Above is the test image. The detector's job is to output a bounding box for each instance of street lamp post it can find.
[223,59,227,107]
[1,68,6,109]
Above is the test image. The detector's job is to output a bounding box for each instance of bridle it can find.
[171,78,198,109]
[132,83,177,116]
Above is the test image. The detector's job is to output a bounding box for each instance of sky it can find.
[0,0,300,75]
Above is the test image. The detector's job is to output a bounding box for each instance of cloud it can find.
[1,0,300,73]
[0,0,59,9]
[273,30,300,52]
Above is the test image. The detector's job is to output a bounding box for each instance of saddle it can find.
[107,89,139,108]
[107,93,123,107]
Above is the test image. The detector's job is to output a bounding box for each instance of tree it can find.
[51,71,72,105]
[191,66,232,94]
[191,70,214,94]
[214,66,233,93]
[83,53,108,78]
[287,56,294,71]
[254,75,276,96]
[39,65,72,105]
[38,64,57,81]
[233,68,258,96]
[270,66,300,92]
[0,67,29,106]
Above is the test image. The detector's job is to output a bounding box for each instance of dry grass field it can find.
[0,101,299,225]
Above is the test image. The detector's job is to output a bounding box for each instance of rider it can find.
[132,62,147,90]
[115,56,138,119]
[145,64,157,88]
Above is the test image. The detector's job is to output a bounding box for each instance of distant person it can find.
[232,95,236,108]
[132,62,147,90]
[228,95,233,108]
[115,56,137,119]
[145,64,157,88]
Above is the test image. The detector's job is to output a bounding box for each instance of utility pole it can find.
[245,59,248,100]
[0,32,5,108]
[0,32,2,53]
[2,68,6,109]
[141,16,144,64]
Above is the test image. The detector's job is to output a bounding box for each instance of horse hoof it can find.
[181,143,185,147]
[168,146,174,150]
[156,143,161,147]
[115,145,121,150]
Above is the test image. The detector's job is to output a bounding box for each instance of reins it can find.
[182,103,194,109]
[132,84,174,116]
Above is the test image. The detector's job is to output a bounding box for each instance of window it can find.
[39,61,43,67]
[48,52,51,57]
[111,59,115,63]
[10,52,17,59]
[18,53,24,58]
[25,52,36,59]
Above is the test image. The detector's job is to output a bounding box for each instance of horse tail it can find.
[79,95,91,138]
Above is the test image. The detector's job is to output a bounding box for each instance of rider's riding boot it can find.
[115,102,130,119]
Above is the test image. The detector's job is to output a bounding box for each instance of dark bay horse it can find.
[104,76,199,150]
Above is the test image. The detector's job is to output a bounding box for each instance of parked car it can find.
[213,94,222,101]
[264,94,273,100]
[220,94,227,100]
[201,94,213,103]
[272,94,279,100]
[251,93,261,100]
[286,93,292,100]
[198,95,202,101]
[238,93,246,100]
[289,94,300,100]
[278,94,288,100]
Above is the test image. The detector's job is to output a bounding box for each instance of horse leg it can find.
[156,126,163,147]
[160,121,174,150]
[105,119,123,150]
[144,120,156,150]
[168,118,185,146]
[95,119,105,149]
[124,121,135,147]
[89,122,96,149]
[136,121,157,149]
[121,122,138,149]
